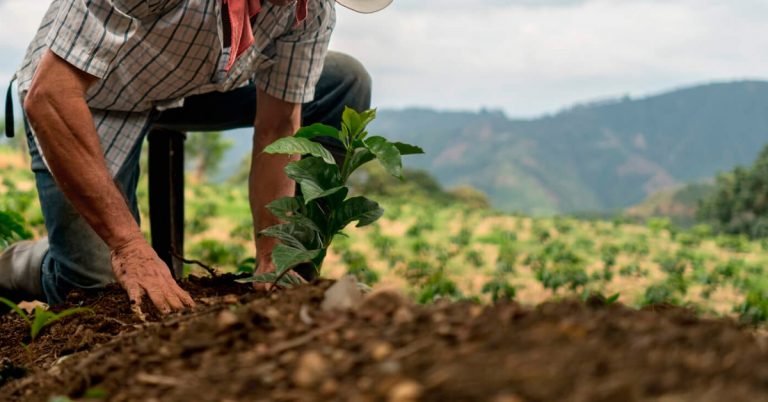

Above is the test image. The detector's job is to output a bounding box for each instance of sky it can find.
[1,0,768,117]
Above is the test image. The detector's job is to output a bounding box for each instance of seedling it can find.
[245,107,423,287]
[0,297,90,341]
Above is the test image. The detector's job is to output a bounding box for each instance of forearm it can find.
[24,51,140,249]
[249,147,298,260]
[249,89,302,264]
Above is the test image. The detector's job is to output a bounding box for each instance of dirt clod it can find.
[292,351,330,388]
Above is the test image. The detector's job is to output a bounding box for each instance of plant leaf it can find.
[242,271,305,287]
[342,107,363,139]
[266,197,323,233]
[365,136,403,179]
[331,196,384,232]
[271,244,322,276]
[263,137,335,165]
[0,297,30,325]
[345,148,376,178]
[284,157,344,203]
[294,123,340,141]
[259,224,309,250]
[393,142,425,155]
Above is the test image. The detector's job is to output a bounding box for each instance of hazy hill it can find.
[222,81,768,215]
[624,183,716,227]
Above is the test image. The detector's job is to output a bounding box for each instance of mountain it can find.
[221,80,768,215]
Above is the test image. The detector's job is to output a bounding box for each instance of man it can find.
[0,0,392,314]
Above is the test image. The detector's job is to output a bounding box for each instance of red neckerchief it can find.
[224,0,308,71]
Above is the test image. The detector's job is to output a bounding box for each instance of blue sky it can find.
[2,0,768,117]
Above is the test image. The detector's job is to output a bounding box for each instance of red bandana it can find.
[223,0,308,71]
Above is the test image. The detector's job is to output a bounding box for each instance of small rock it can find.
[492,394,524,402]
[343,328,358,342]
[320,378,339,395]
[299,304,314,325]
[370,341,393,361]
[292,351,329,388]
[321,276,364,312]
[217,310,239,330]
[378,360,401,375]
[393,306,415,325]
[357,376,374,391]
[388,380,423,402]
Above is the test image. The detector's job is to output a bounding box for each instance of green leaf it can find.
[342,107,363,139]
[271,244,322,276]
[263,137,335,165]
[241,271,305,287]
[284,157,344,203]
[358,109,377,130]
[365,136,403,179]
[294,123,340,141]
[29,306,90,339]
[0,297,30,325]
[393,142,425,155]
[331,196,384,232]
[266,197,324,233]
[344,148,376,178]
[259,225,309,250]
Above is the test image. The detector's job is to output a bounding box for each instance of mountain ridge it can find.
[221,80,768,215]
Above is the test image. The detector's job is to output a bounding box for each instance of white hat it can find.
[336,0,393,13]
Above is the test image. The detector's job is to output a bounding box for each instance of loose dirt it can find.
[1,276,767,402]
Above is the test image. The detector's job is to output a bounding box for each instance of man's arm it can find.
[24,50,194,314]
[249,89,302,279]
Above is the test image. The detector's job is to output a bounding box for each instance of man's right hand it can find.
[110,233,195,316]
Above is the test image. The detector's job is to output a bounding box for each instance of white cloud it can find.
[2,0,768,117]
[331,0,768,116]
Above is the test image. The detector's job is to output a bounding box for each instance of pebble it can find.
[292,351,329,388]
[388,380,423,402]
[322,275,364,312]
[393,306,415,325]
[217,310,239,330]
[370,341,393,361]
[320,378,339,395]
[492,394,524,402]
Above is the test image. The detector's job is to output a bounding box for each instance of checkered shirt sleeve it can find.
[256,0,336,104]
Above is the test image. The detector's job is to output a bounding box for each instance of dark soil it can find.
[1,276,768,402]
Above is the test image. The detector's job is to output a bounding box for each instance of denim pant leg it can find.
[29,131,144,304]
[154,51,372,138]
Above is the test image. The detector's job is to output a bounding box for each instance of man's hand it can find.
[110,233,195,316]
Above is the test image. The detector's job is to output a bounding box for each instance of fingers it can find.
[174,285,197,309]
[145,286,173,315]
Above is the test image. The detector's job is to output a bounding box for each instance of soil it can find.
[1,276,768,402]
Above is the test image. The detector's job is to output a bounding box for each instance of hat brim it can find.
[336,0,393,13]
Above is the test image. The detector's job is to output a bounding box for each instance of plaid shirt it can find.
[15,0,335,175]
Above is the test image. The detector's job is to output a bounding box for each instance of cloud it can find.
[2,0,768,117]
[331,0,768,115]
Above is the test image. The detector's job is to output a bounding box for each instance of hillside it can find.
[624,182,716,227]
[369,81,768,215]
[218,81,768,215]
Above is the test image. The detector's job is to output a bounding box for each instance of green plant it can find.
[0,210,32,248]
[245,108,423,286]
[0,297,90,341]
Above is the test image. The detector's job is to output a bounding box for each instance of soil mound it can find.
[2,277,767,402]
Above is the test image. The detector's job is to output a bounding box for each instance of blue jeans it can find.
[30,51,371,304]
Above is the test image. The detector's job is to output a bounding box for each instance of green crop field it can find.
[3,143,768,324]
